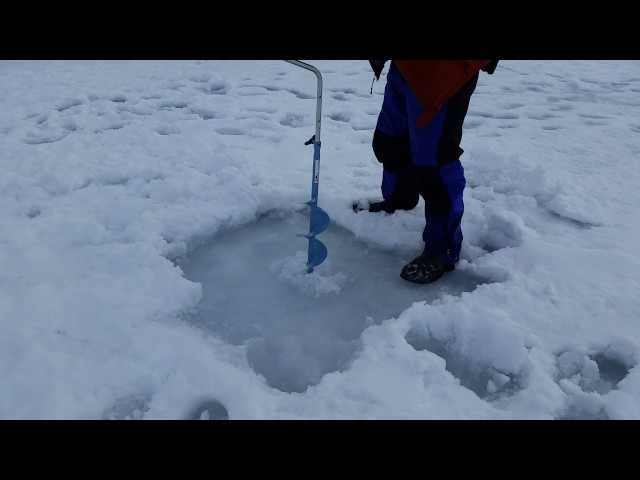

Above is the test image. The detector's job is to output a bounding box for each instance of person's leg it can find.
[400,72,479,283]
[410,162,465,263]
[370,62,420,213]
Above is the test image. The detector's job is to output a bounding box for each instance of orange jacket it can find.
[394,60,491,127]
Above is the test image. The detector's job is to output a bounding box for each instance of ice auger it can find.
[285,60,330,273]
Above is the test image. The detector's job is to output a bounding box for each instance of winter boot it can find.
[353,199,393,213]
[400,253,455,284]
[353,199,415,214]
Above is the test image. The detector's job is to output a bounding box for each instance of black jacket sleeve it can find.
[482,60,499,75]
[369,60,388,80]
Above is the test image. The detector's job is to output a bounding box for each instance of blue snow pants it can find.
[373,61,479,265]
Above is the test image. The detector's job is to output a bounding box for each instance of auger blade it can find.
[306,237,328,273]
[309,205,330,236]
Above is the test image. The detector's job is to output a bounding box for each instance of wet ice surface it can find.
[179,210,489,393]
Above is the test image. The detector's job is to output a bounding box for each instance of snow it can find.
[1,59,639,419]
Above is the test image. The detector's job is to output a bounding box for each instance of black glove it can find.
[482,60,499,75]
[369,60,387,80]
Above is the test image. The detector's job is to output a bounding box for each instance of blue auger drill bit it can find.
[285,60,330,273]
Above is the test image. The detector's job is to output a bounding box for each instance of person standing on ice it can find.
[358,60,499,284]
